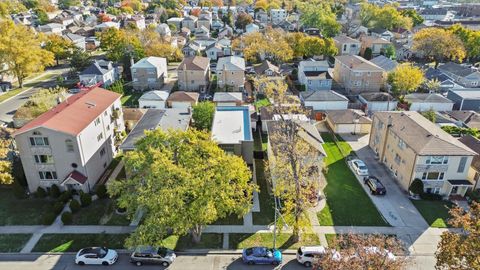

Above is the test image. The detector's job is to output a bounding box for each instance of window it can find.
[100,147,106,157]
[34,155,54,164]
[398,139,406,149]
[147,78,156,83]
[107,125,110,131]
[65,139,74,152]
[354,81,361,86]
[422,172,444,180]
[426,156,446,165]
[367,72,371,76]
[97,133,104,142]
[394,153,401,165]
[94,118,100,126]
[39,171,57,180]
[458,156,467,173]
[343,44,347,51]
[30,137,49,146]
[131,68,136,73]
[355,72,361,77]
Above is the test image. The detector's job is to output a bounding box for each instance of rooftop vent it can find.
[85,101,96,107]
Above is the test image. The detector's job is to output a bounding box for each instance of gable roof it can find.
[439,62,479,78]
[14,88,121,136]
[405,93,453,104]
[370,55,398,72]
[131,57,167,69]
[373,111,476,156]
[178,56,210,71]
[301,90,348,102]
[445,110,480,129]
[167,91,200,102]
[216,56,245,71]
[254,60,279,75]
[333,35,360,44]
[139,91,169,101]
[360,92,396,102]
[334,55,383,71]
[326,109,372,124]
[80,60,112,76]
[458,135,480,170]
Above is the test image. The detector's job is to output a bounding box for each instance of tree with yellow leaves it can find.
[0,127,14,185]
[387,63,424,97]
[413,28,466,68]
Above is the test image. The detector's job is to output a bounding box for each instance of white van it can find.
[296,246,326,267]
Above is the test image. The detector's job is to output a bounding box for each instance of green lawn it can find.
[0,189,55,225]
[317,133,388,226]
[121,91,142,107]
[0,234,32,252]
[72,198,130,226]
[254,98,271,110]
[161,234,223,250]
[229,233,320,250]
[32,234,129,252]
[411,200,454,228]
[252,160,275,225]
[253,130,268,152]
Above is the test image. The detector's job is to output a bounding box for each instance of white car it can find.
[296,246,326,267]
[75,247,118,266]
[351,159,369,176]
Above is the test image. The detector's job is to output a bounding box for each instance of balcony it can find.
[415,164,448,172]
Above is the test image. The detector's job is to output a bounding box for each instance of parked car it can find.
[68,88,81,94]
[364,176,386,195]
[242,247,282,265]
[130,246,176,267]
[75,247,118,266]
[351,159,369,176]
[296,246,326,267]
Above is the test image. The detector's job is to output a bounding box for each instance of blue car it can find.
[242,247,282,265]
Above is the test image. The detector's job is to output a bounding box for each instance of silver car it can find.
[130,246,176,267]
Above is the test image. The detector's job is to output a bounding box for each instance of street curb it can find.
[0,250,299,256]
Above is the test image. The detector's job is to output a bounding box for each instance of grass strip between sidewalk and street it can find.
[32,234,130,252]
[229,233,320,250]
[317,133,388,226]
[0,234,32,252]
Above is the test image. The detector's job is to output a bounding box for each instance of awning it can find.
[61,170,88,185]
[447,179,473,186]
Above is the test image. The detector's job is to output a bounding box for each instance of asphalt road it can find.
[0,67,69,124]
[0,253,436,270]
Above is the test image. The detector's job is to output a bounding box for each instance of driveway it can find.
[341,134,429,230]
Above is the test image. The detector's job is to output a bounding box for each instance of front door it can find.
[451,186,459,195]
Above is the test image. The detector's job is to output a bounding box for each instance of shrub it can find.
[49,184,60,198]
[13,184,27,199]
[80,192,92,207]
[58,190,72,203]
[35,187,47,198]
[53,201,65,215]
[95,184,108,199]
[61,211,73,225]
[420,193,443,201]
[409,178,424,196]
[43,212,56,225]
[69,199,81,213]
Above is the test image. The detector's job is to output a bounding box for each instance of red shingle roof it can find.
[14,88,121,136]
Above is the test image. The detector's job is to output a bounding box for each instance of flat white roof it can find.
[211,107,252,144]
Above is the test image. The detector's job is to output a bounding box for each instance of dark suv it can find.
[130,246,176,267]
[364,176,386,195]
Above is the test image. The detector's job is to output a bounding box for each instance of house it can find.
[359,92,398,115]
[166,91,199,109]
[255,10,269,24]
[447,89,480,111]
[198,12,212,30]
[370,55,398,72]
[425,68,457,91]
[13,88,125,193]
[304,28,320,36]
[38,23,65,34]
[245,23,260,33]
[95,22,120,32]
[458,135,480,190]
[79,60,118,87]
[205,43,230,61]
[182,15,198,31]
[213,92,243,106]
[259,106,307,133]
[300,90,349,111]
[125,15,146,30]
[298,60,332,91]
[405,93,454,112]
[131,57,168,91]
[211,106,253,164]
[138,91,170,109]
[218,25,234,39]
[253,60,280,77]
[166,17,183,31]
[438,62,480,88]
[333,55,384,93]
[369,111,476,197]
[420,8,450,21]
[156,23,171,37]
[177,56,210,92]
[391,28,412,44]
[369,28,394,42]
[395,43,414,61]
[333,35,361,56]
[270,9,287,24]
[360,36,391,56]
[194,25,210,38]
[182,42,204,57]
[444,110,480,130]
[216,56,246,91]
[211,19,223,31]
[325,109,372,134]
[119,108,191,152]
[64,33,86,51]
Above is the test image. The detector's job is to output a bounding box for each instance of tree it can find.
[299,1,341,37]
[299,36,337,58]
[387,63,424,97]
[401,9,424,27]
[97,28,144,62]
[0,128,14,185]
[235,12,253,31]
[436,202,480,270]
[313,234,408,270]
[108,129,256,245]
[69,48,92,72]
[360,3,412,30]
[0,20,54,88]
[44,34,74,66]
[364,47,372,60]
[58,0,81,9]
[422,109,437,123]
[0,0,27,17]
[108,79,124,95]
[409,178,424,196]
[413,28,466,68]
[192,101,215,131]
[222,9,234,27]
[424,78,441,93]
[449,24,480,61]
[385,44,396,59]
